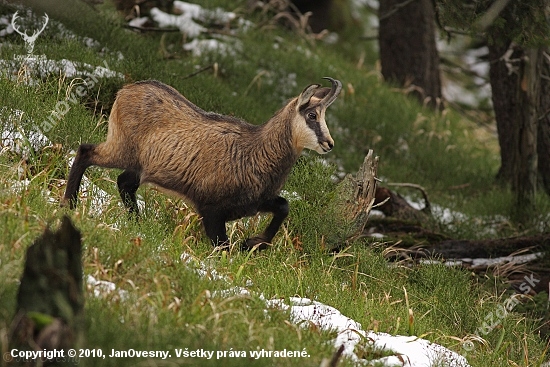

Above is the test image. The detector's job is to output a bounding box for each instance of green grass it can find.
[1,0,550,366]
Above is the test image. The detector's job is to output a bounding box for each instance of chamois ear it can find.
[297,84,321,109]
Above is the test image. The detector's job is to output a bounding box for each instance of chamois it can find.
[62,78,342,250]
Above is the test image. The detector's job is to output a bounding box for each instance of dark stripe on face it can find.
[307,120,323,140]
[303,107,324,141]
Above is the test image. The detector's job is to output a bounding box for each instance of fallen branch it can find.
[374,184,430,221]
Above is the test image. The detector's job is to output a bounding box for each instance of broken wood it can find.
[373,184,430,221]
[368,221,550,293]
[365,184,550,293]
[337,149,379,241]
[425,234,550,259]
[336,156,550,296]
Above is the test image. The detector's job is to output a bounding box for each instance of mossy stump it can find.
[8,216,84,366]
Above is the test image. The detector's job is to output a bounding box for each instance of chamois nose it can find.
[320,140,334,153]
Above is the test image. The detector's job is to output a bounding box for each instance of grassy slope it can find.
[0,0,549,366]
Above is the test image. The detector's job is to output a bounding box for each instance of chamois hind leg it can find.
[244,196,289,251]
[62,144,98,209]
[201,212,230,249]
[62,143,128,209]
[117,170,141,215]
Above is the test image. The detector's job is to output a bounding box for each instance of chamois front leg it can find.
[243,196,289,251]
[201,212,231,249]
[117,170,141,215]
[61,144,97,209]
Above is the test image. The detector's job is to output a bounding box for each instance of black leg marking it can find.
[244,196,289,251]
[117,170,141,215]
[62,144,97,209]
[201,212,230,249]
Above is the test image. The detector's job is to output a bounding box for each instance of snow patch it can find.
[180,251,227,282]
[87,274,128,300]
[1,8,124,84]
[1,108,50,158]
[280,189,302,203]
[183,37,239,58]
[144,1,251,57]
[451,252,544,269]
[0,57,123,84]
[150,0,242,36]
[266,297,469,366]
[128,17,149,28]
[180,251,471,366]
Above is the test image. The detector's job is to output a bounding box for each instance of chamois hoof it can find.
[241,237,271,251]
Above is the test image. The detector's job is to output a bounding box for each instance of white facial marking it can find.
[294,107,334,154]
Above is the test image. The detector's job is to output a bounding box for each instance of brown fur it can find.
[62,79,342,249]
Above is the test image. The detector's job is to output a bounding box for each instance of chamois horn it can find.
[321,77,342,107]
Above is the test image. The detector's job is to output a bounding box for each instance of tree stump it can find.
[8,216,84,366]
[337,149,379,241]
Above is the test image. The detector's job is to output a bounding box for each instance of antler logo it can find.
[11,11,49,56]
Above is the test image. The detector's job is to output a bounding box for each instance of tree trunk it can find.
[488,41,521,185]
[488,41,541,217]
[538,48,550,195]
[514,48,540,216]
[378,0,442,109]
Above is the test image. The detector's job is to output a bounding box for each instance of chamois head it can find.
[293,77,342,154]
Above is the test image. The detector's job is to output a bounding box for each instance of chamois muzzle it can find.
[322,141,334,152]
[320,77,342,108]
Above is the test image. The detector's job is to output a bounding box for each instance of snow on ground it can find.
[150,0,251,36]
[420,252,546,269]
[182,37,240,58]
[266,297,470,366]
[181,251,471,367]
[87,274,128,300]
[393,193,512,238]
[0,108,117,215]
[1,108,50,158]
[145,1,250,57]
[1,2,246,63]
[150,2,206,38]
[0,57,123,84]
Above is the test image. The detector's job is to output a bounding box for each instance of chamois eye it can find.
[307,112,317,120]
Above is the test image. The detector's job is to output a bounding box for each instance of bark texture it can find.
[378,0,442,109]
[538,49,550,195]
